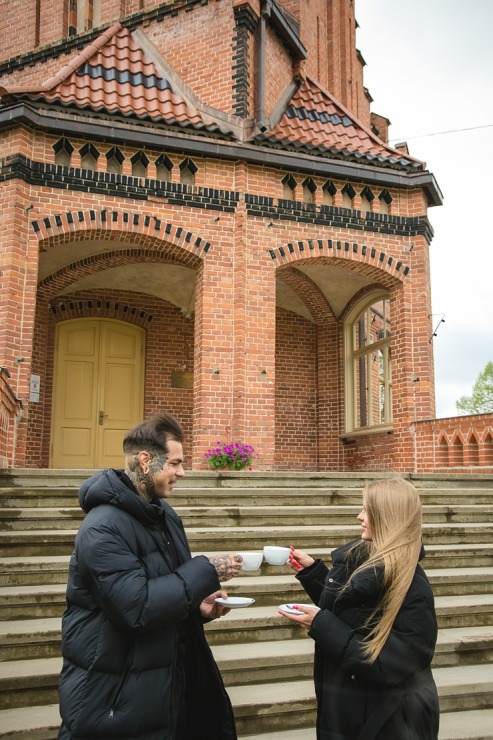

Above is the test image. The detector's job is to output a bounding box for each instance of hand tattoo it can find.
[210,555,238,581]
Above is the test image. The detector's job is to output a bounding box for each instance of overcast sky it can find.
[355,0,493,417]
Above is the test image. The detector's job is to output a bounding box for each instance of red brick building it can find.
[1,0,489,473]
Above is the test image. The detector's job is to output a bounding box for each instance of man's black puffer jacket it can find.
[58,469,237,740]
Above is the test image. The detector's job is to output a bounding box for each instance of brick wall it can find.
[411,415,493,473]
[264,22,294,117]
[275,308,317,469]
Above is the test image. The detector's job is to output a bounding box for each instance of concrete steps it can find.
[1,705,491,740]
[2,522,493,557]
[0,470,492,738]
[3,625,493,709]
[2,574,493,622]
[2,543,493,586]
[2,503,493,531]
[242,710,493,740]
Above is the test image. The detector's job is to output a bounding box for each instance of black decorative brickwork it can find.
[0,154,239,212]
[1,154,432,242]
[268,238,409,275]
[232,5,257,118]
[244,194,434,241]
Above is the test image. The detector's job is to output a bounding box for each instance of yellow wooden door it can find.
[51,319,145,468]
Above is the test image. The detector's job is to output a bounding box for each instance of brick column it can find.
[390,241,436,472]
[192,179,276,470]
[316,316,343,470]
[0,177,39,466]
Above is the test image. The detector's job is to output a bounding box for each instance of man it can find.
[58,413,242,739]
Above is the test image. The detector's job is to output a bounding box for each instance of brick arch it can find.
[268,238,410,285]
[47,294,155,328]
[339,283,390,323]
[277,266,335,324]
[37,248,199,302]
[31,208,212,262]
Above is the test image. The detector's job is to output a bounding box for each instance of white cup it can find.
[237,551,263,571]
[263,546,290,565]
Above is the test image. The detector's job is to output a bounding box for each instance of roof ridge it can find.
[42,22,124,91]
[0,22,124,96]
[304,74,424,166]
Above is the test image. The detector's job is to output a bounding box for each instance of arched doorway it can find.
[50,318,145,468]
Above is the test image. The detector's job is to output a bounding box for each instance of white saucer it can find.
[215,596,255,608]
[278,603,320,615]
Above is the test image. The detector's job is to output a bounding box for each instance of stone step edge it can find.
[2,503,493,512]
[2,522,493,538]
[2,592,493,612]
[0,648,493,694]
[0,558,493,594]
[3,629,493,682]
[1,695,493,739]
[2,542,493,564]
[241,708,493,740]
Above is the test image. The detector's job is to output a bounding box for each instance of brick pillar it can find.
[0,177,39,466]
[192,183,276,470]
[316,315,343,470]
[390,246,436,473]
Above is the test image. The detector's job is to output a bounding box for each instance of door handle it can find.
[98,410,107,425]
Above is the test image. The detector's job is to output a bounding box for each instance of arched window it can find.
[345,294,392,432]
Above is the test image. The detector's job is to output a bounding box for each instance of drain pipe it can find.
[255,4,268,132]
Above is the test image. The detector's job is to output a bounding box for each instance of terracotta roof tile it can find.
[1,23,219,133]
[258,76,424,171]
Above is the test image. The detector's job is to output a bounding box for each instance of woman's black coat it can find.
[58,469,237,740]
[297,541,439,740]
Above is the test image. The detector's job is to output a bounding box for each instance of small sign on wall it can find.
[29,374,41,402]
[171,371,194,389]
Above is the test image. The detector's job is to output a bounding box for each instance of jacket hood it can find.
[79,468,160,526]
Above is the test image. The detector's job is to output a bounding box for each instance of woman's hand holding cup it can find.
[288,546,315,571]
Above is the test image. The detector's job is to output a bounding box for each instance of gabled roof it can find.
[0,21,426,176]
[0,23,226,135]
[256,76,424,172]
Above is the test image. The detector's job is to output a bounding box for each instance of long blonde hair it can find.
[350,477,423,663]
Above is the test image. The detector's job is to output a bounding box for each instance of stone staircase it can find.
[1,469,493,739]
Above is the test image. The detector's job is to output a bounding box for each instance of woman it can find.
[281,477,439,740]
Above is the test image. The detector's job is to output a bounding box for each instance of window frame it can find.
[344,291,393,434]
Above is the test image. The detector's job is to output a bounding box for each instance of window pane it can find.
[350,297,392,430]
[354,355,368,428]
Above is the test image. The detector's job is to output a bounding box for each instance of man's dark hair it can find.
[123,413,184,455]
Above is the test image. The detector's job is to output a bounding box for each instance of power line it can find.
[389,123,493,143]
